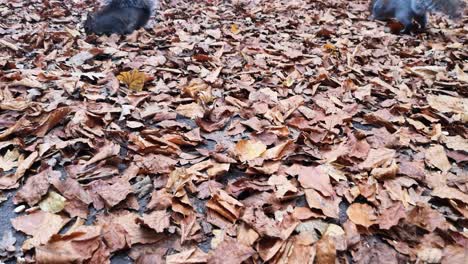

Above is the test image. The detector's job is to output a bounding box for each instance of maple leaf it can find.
[117,69,147,92]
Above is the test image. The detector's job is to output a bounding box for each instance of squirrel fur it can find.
[85,0,156,35]
[370,0,466,33]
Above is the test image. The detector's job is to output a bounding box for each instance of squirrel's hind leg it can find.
[414,13,428,31]
[395,10,415,34]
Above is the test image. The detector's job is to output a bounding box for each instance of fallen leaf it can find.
[207,236,255,264]
[298,166,334,197]
[425,145,451,172]
[315,235,336,264]
[14,167,56,207]
[11,210,70,250]
[136,210,170,233]
[166,248,208,264]
[234,140,267,162]
[0,149,20,171]
[117,69,147,92]
[206,189,244,223]
[39,191,66,213]
[347,203,377,228]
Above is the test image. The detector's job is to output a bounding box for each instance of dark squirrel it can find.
[370,0,466,33]
[84,0,155,35]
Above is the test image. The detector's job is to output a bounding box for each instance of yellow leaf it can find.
[210,229,225,249]
[283,76,294,87]
[230,24,240,34]
[235,140,267,162]
[117,69,146,92]
[39,191,66,213]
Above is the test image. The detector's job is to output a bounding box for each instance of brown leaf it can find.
[298,166,334,197]
[84,141,120,167]
[425,145,451,172]
[316,235,336,264]
[97,210,162,246]
[234,139,267,162]
[33,107,72,137]
[206,189,244,223]
[14,167,56,206]
[0,149,20,171]
[304,189,340,218]
[11,210,70,250]
[261,140,295,160]
[347,203,377,228]
[136,210,170,233]
[95,177,133,208]
[359,148,395,170]
[427,94,465,114]
[237,222,259,246]
[134,154,177,174]
[176,103,205,119]
[377,202,407,229]
[267,174,297,198]
[0,151,39,189]
[406,204,448,232]
[371,159,399,180]
[35,226,103,264]
[207,236,255,264]
[241,207,298,240]
[166,248,208,264]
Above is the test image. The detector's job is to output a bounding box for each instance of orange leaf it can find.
[230,24,240,34]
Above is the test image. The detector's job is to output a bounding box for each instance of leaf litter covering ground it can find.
[0,0,467,263]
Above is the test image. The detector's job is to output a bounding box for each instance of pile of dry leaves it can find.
[0,0,467,263]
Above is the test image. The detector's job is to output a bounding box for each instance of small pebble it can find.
[14,205,26,213]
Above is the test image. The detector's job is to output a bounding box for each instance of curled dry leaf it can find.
[206,189,244,223]
[371,159,399,180]
[0,151,39,189]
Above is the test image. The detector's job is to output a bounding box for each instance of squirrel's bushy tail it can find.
[102,0,156,11]
[414,0,466,18]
